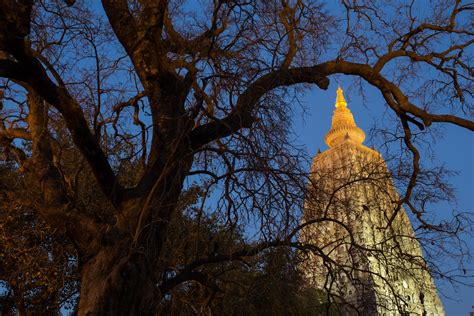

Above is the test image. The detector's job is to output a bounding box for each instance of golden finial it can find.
[335,86,347,108]
[325,85,365,147]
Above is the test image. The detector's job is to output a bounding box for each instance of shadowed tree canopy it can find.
[0,0,472,314]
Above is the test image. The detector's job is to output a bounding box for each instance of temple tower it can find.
[300,87,444,316]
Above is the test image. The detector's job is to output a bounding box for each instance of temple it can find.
[300,87,444,315]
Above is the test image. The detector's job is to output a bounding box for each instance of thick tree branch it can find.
[322,61,474,131]
[0,59,23,79]
[190,60,473,151]
[189,67,330,149]
[100,0,139,59]
[27,92,100,252]
[1,1,123,205]
[1,52,122,206]
[0,127,31,140]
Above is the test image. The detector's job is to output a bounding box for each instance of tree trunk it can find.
[77,183,189,314]
[77,244,156,316]
[77,148,193,315]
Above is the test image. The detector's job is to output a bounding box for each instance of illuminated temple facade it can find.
[300,87,444,315]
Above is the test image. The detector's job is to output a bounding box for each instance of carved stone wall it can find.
[300,88,444,316]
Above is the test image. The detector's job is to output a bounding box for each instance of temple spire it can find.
[324,87,365,147]
[335,86,347,108]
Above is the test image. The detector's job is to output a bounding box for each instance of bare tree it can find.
[0,0,472,314]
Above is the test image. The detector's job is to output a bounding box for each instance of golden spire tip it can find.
[335,86,347,108]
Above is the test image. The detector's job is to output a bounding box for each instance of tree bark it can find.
[77,154,193,315]
[78,243,156,316]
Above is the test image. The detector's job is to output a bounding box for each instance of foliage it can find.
[0,163,78,315]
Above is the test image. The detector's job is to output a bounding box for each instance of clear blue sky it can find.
[292,79,474,316]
